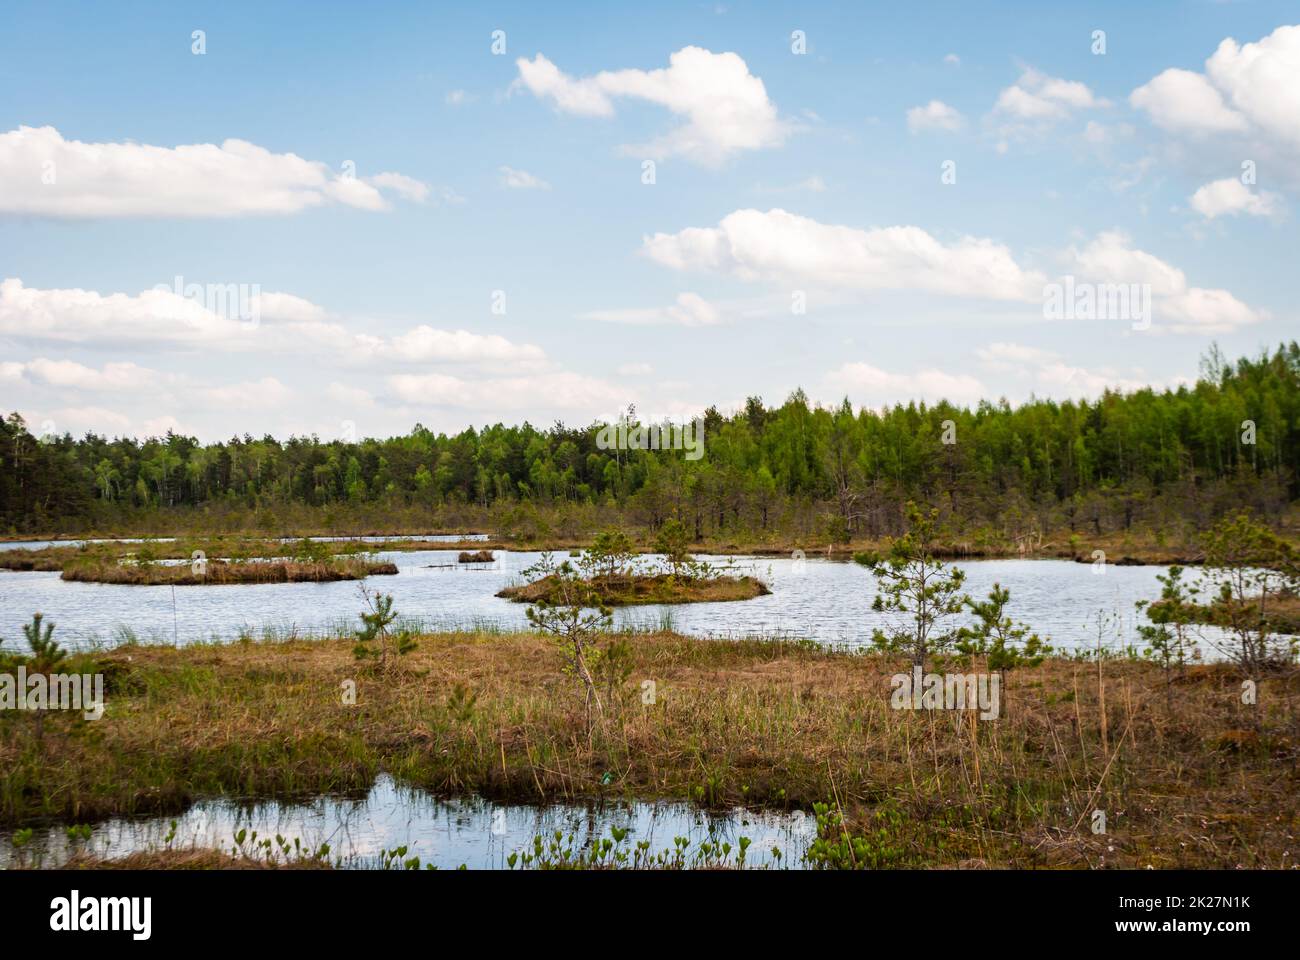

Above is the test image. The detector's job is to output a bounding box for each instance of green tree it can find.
[352,587,416,669]
[856,503,967,668]
[521,552,612,740]
[1136,565,1196,711]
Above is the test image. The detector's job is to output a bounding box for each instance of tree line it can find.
[3,343,1298,539]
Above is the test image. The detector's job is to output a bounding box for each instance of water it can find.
[0,533,486,552]
[0,775,815,870]
[0,549,1182,654]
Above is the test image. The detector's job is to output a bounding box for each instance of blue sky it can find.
[1,1,1297,441]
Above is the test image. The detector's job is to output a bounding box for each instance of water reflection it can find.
[0,775,815,870]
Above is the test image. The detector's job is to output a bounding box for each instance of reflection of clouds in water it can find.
[0,775,813,870]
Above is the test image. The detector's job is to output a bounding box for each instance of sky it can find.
[1,0,1298,442]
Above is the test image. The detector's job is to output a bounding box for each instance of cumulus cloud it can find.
[1130,25,1300,147]
[642,208,1045,302]
[0,277,549,368]
[499,166,551,190]
[582,292,722,326]
[1061,230,1262,333]
[8,358,165,392]
[513,46,786,165]
[0,277,246,343]
[977,342,1177,397]
[0,126,428,218]
[365,172,431,203]
[1130,69,1247,136]
[994,68,1109,121]
[198,377,293,409]
[907,100,965,133]
[824,362,985,408]
[382,326,547,366]
[1189,177,1284,219]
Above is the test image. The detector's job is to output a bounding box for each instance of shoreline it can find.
[0,530,1218,568]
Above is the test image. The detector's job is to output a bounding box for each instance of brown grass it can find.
[52,849,332,870]
[3,630,1297,868]
[58,558,398,585]
[496,573,770,605]
[458,550,496,563]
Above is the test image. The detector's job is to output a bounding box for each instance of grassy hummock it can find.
[497,572,769,605]
[59,557,398,585]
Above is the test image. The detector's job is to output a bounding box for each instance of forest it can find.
[3,343,1298,544]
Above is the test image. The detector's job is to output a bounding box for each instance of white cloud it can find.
[445,89,471,106]
[944,54,961,66]
[975,342,1059,369]
[907,100,965,133]
[387,371,626,411]
[1062,230,1262,333]
[513,46,786,165]
[39,406,133,436]
[1130,69,1247,136]
[16,358,163,392]
[0,126,427,218]
[617,363,653,376]
[198,377,292,409]
[977,342,1177,397]
[499,166,551,190]
[825,362,985,407]
[383,326,547,366]
[1130,25,1300,152]
[642,208,1045,302]
[583,292,722,326]
[1189,177,1284,218]
[0,278,550,368]
[0,277,244,343]
[994,68,1109,121]
[1207,25,1300,147]
[366,172,430,203]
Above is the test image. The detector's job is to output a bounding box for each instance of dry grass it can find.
[51,848,332,870]
[58,558,398,585]
[497,573,770,605]
[3,630,1297,868]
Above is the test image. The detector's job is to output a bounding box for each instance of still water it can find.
[0,548,1177,654]
[0,775,815,870]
